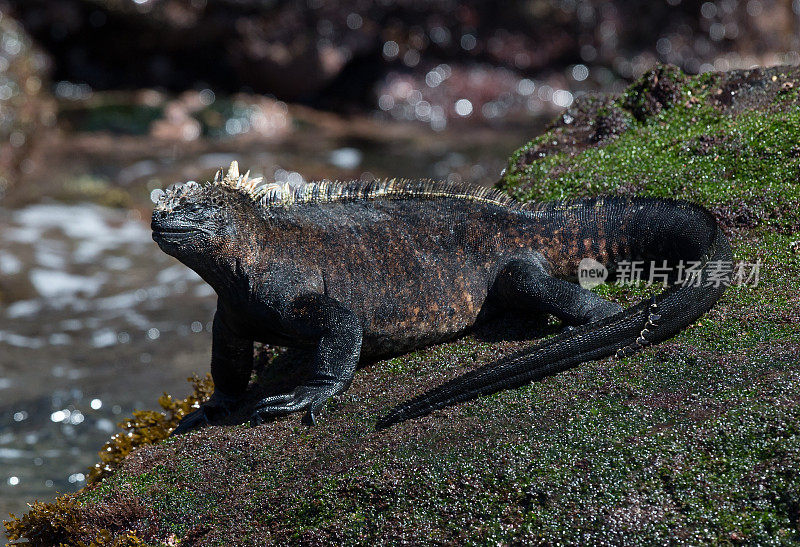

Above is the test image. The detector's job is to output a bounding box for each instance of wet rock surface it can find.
[505,64,800,170]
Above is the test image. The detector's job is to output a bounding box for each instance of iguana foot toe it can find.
[251,384,340,426]
[171,406,211,436]
[302,408,317,426]
[170,390,242,436]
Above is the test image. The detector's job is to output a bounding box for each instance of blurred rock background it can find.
[0,10,53,194]
[0,0,798,191]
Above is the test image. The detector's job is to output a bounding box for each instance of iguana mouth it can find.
[155,226,198,234]
[151,225,204,240]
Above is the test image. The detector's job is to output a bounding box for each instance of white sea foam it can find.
[29,269,107,299]
[0,331,45,349]
[0,251,22,274]
[6,299,42,318]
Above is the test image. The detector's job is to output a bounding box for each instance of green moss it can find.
[501,66,800,231]
[380,337,492,376]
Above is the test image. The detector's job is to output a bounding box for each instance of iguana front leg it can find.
[252,294,362,426]
[171,307,254,435]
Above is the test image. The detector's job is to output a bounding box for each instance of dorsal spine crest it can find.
[213,161,531,212]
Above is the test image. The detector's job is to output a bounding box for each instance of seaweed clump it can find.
[5,375,214,544]
[4,497,147,546]
[5,497,84,545]
[87,374,214,484]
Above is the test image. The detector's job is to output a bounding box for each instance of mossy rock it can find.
[6,65,800,545]
[501,64,800,234]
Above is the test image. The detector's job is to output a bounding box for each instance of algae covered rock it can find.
[502,64,800,233]
[6,65,800,545]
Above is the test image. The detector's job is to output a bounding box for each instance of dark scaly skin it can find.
[150,171,731,433]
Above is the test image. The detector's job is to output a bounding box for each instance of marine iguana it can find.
[151,162,731,433]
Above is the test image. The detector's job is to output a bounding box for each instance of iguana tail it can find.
[376,206,732,430]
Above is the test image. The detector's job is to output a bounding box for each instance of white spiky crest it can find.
[211,160,535,212]
[214,160,265,194]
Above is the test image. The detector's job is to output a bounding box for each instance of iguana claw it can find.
[170,406,211,436]
[302,408,317,426]
[170,390,241,436]
[250,383,341,426]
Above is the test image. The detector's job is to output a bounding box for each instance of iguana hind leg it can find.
[493,257,622,326]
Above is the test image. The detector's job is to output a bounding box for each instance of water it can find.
[0,120,541,525]
[0,201,217,520]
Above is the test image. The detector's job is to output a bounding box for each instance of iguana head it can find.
[151,161,263,283]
